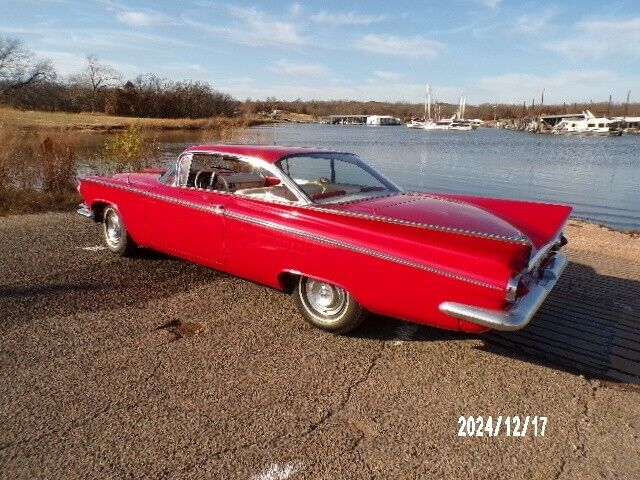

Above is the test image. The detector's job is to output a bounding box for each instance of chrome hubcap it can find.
[304,279,346,316]
[105,210,122,248]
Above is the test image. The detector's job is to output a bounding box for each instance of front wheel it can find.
[293,277,367,333]
[102,206,136,256]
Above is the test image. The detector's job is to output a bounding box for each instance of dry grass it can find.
[0,189,80,216]
[0,126,80,216]
[0,107,276,132]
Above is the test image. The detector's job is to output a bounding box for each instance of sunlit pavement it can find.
[1,213,638,479]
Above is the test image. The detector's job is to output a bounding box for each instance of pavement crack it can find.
[301,342,386,444]
[0,403,114,453]
[171,431,293,478]
[554,459,568,480]
[556,378,600,478]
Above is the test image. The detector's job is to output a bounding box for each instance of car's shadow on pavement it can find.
[350,261,640,385]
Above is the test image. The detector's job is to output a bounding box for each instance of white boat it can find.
[422,85,452,130]
[422,120,443,130]
[406,119,427,128]
[449,120,473,131]
[407,84,433,129]
[553,111,622,136]
[366,115,402,126]
[446,96,477,131]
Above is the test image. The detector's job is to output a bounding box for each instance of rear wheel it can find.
[293,276,367,333]
[103,206,136,256]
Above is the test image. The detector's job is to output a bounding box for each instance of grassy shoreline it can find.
[0,107,316,132]
[0,108,318,216]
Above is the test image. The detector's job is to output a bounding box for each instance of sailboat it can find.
[448,96,476,131]
[406,84,431,128]
[421,85,440,130]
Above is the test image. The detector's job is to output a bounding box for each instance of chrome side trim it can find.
[302,200,531,245]
[76,203,93,219]
[82,177,502,291]
[440,254,568,331]
[173,150,529,244]
[82,178,226,215]
[224,210,502,291]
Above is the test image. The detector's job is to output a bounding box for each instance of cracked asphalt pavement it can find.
[1,212,639,479]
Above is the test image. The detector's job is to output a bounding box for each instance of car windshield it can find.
[278,153,400,204]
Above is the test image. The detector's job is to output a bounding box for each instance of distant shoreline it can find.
[0,107,318,133]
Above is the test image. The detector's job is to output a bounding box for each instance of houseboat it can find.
[553,111,623,136]
[366,115,402,126]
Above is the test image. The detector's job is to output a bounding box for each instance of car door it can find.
[146,153,226,266]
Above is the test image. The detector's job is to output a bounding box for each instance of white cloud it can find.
[268,59,328,77]
[222,79,463,103]
[356,35,443,59]
[227,6,307,46]
[290,3,303,16]
[544,17,640,60]
[477,0,503,8]
[116,10,164,27]
[475,70,630,103]
[184,6,307,47]
[36,28,192,50]
[34,50,138,77]
[159,63,205,74]
[374,71,402,81]
[513,9,556,34]
[310,11,387,25]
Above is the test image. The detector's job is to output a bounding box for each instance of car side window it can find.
[176,153,298,203]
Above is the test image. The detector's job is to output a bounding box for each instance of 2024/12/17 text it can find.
[457,416,548,437]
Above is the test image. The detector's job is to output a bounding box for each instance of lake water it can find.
[155,124,640,231]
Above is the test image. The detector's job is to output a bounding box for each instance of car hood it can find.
[329,193,526,242]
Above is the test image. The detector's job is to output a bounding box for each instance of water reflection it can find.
[81,124,639,231]
[266,125,640,231]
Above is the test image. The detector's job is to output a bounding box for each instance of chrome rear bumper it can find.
[76,203,93,219]
[439,254,568,331]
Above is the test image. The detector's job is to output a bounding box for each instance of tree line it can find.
[0,37,239,118]
[1,36,638,121]
[245,98,639,121]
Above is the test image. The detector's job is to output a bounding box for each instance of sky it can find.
[2,0,640,104]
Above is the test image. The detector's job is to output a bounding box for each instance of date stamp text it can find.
[457,415,547,437]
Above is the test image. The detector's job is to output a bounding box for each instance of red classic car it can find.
[77,145,572,334]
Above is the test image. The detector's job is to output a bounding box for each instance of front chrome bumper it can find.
[76,203,93,219]
[439,254,568,331]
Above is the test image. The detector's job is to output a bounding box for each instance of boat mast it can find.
[426,84,432,121]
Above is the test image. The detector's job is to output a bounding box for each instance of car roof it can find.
[183,144,342,164]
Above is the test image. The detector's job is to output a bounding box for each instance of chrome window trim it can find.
[81,176,501,292]
[171,152,529,245]
[276,152,403,205]
[173,150,310,206]
[182,150,309,205]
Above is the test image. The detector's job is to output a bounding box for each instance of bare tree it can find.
[0,36,55,97]
[70,55,121,112]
